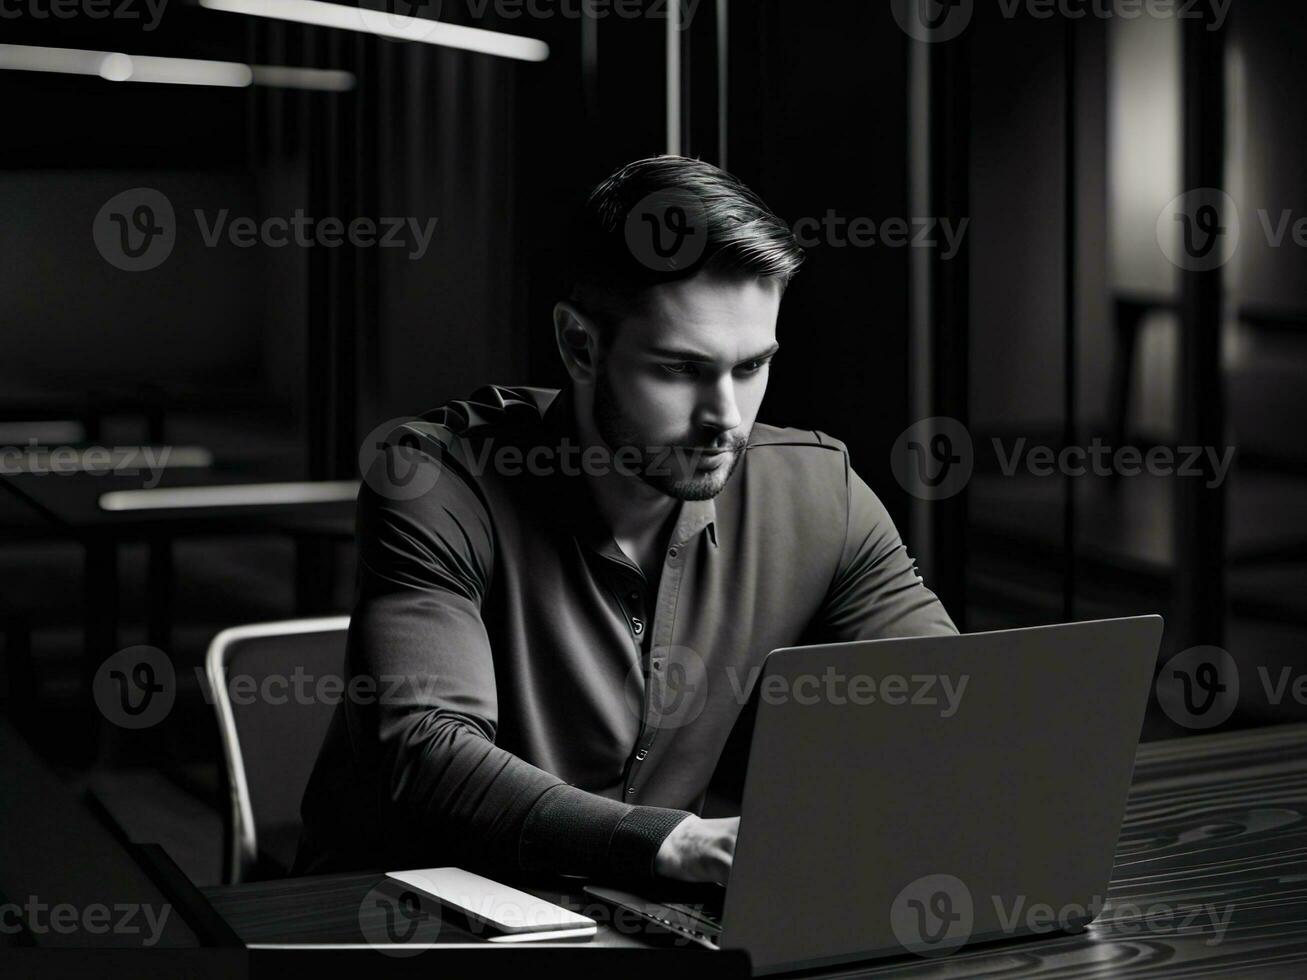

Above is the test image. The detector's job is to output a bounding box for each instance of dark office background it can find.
[2,0,1305,893]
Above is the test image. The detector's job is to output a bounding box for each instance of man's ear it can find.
[553,300,601,383]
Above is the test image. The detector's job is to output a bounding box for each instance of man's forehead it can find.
[618,276,780,355]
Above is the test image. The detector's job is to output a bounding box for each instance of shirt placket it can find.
[621,525,696,800]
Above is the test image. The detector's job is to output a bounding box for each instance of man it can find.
[293,156,955,887]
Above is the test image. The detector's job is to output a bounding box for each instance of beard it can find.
[593,367,747,501]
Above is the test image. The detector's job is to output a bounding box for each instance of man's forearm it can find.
[519,783,693,879]
[378,708,691,881]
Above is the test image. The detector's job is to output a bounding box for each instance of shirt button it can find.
[628,591,639,602]
[626,787,636,795]
[635,749,647,760]
[668,547,679,559]
[631,618,644,635]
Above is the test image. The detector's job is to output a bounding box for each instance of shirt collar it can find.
[677,495,719,549]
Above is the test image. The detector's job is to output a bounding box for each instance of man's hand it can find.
[653,815,739,884]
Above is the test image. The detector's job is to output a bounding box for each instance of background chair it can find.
[205,616,349,884]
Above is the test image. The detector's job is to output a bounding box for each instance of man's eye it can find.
[736,359,769,375]
[661,363,698,377]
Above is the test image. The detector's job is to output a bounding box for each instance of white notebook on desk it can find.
[386,867,597,942]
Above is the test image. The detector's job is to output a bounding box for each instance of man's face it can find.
[590,272,782,501]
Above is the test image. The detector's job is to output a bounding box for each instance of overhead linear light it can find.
[0,43,357,91]
[9,446,215,476]
[251,64,356,91]
[0,420,86,445]
[100,480,362,512]
[198,0,550,63]
[99,51,253,87]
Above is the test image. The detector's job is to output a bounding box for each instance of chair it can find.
[205,616,349,884]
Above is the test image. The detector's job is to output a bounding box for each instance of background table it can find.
[0,463,357,763]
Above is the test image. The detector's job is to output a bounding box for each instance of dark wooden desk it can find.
[201,723,1307,978]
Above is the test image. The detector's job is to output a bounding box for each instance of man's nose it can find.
[697,374,743,434]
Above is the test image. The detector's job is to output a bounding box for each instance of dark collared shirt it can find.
[294,384,956,881]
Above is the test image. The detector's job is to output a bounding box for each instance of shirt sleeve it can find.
[808,451,958,641]
[349,438,690,881]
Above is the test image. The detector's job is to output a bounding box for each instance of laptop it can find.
[585,615,1163,975]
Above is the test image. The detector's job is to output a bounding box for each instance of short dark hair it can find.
[567,155,804,326]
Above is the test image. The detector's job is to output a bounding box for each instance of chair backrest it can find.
[205,616,349,884]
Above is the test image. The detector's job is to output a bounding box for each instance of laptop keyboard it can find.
[662,900,724,935]
[583,884,726,946]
